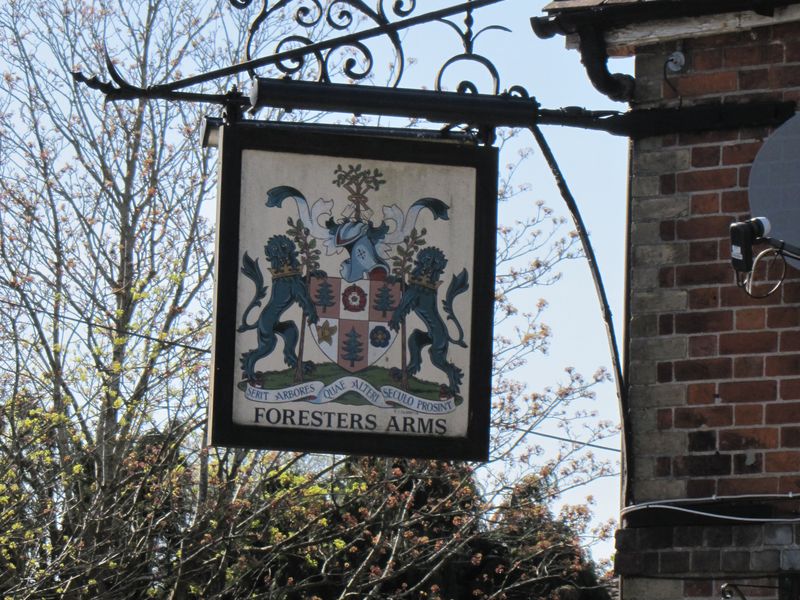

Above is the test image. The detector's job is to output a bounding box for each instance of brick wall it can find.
[618,524,800,599]
[620,19,800,600]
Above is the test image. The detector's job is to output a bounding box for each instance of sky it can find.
[395,0,635,560]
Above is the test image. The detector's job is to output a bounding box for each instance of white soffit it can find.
[563,5,800,52]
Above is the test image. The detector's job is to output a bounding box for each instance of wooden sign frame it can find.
[208,121,497,460]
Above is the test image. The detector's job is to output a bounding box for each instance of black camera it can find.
[730,217,770,272]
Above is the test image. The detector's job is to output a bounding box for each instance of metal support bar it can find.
[250,77,540,127]
[249,77,795,138]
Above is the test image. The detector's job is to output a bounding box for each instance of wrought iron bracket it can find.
[71,0,795,140]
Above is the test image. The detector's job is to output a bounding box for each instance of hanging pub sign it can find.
[208,121,497,460]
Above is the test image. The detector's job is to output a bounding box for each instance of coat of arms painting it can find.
[210,125,496,459]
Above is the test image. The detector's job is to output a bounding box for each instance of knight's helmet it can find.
[335,221,389,282]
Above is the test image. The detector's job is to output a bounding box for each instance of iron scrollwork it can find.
[72,0,531,106]
[238,0,419,86]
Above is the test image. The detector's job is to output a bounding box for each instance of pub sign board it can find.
[208,121,497,460]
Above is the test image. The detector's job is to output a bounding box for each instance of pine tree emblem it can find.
[341,326,364,368]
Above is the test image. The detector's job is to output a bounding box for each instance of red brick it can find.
[780,379,800,400]
[655,456,672,477]
[719,380,777,403]
[659,267,675,288]
[773,20,800,37]
[687,479,716,497]
[657,408,673,430]
[658,314,674,335]
[724,44,783,67]
[766,354,800,377]
[767,307,800,328]
[722,141,762,165]
[674,406,733,428]
[785,40,800,62]
[717,477,779,495]
[719,238,732,261]
[692,146,720,168]
[689,335,717,357]
[673,454,731,477]
[692,49,723,71]
[658,361,673,383]
[780,331,800,352]
[675,310,733,334]
[735,308,765,330]
[735,404,763,426]
[719,331,778,354]
[688,383,716,405]
[739,166,751,187]
[677,264,733,286]
[765,402,800,425]
[779,476,800,493]
[660,173,676,195]
[675,71,738,96]
[786,263,800,281]
[676,215,734,240]
[719,427,779,450]
[765,451,800,472]
[679,129,739,146]
[783,282,800,303]
[688,288,720,309]
[721,190,749,213]
[739,68,770,90]
[660,220,676,241]
[770,64,800,88]
[721,285,783,306]
[734,356,764,378]
[689,430,717,451]
[674,358,732,381]
[690,240,718,262]
[782,426,800,447]
[691,192,720,215]
[676,168,738,192]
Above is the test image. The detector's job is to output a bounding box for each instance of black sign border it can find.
[209,121,497,461]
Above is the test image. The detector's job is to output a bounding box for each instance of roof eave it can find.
[533,0,800,45]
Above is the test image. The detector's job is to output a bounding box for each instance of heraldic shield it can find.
[308,274,401,373]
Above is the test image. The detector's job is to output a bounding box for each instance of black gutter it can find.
[575,25,635,102]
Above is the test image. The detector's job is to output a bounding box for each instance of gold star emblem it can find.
[316,320,337,345]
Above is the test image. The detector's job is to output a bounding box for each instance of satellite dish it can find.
[748,112,800,267]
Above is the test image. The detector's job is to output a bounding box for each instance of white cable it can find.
[745,246,784,297]
[626,492,795,506]
[621,498,800,524]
